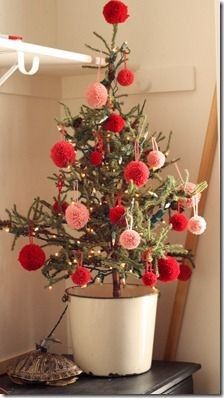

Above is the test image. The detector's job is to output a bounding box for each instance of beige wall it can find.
[0,0,67,361]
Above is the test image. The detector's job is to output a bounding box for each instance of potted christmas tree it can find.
[0,0,207,376]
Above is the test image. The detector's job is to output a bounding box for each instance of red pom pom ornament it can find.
[109,205,126,225]
[71,266,91,286]
[170,212,188,232]
[178,264,192,281]
[117,68,134,86]
[18,243,46,271]
[50,141,76,168]
[142,271,157,287]
[147,150,165,170]
[89,150,103,166]
[188,215,206,235]
[103,0,129,24]
[119,229,141,250]
[158,256,180,282]
[124,160,149,187]
[103,113,125,133]
[85,82,108,108]
[65,202,89,230]
[52,200,68,215]
[179,182,201,209]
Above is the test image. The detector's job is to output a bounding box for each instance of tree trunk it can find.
[112,269,121,298]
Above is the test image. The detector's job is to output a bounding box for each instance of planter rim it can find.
[65,283,159,300]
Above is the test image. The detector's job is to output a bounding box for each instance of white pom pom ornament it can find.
[119,229,141,250]
[188,215,206,235]
[65,202,89,230]
[85,82,108,108]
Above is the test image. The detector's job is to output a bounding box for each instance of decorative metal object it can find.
[7,351,82,386]
[7,304,82,386]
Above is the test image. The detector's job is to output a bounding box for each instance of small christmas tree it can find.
[0,0,207,298]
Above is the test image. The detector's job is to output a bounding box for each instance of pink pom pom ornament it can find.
[85,82,108,109]
[147,150,165,170]
[187,215,206,235]
[65,202,89,230]
[119,229,141,250]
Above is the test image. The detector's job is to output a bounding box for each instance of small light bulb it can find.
[52,235,56,238]
[55,252,59,257]
[90,207,93,212]
[4,227,10,232]
[81,173,86,178]
[48,285,53,290]
[77,240,80,245]
[67,165,71,171]
[34,227,39,232]
[68,261,72,265]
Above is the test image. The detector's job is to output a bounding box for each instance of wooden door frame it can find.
[164,86,218,360]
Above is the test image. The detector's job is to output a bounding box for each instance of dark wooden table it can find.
[0,360,201,395]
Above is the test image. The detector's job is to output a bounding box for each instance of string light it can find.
[48,285,53,291]
[67,165,71,171]
[77,240,80,245]
[81,173,86,178]
[52,235,56,238]
[68,261,72,265]
[34,227,39,232]
[4,227,10,232]
[55,252,59,257]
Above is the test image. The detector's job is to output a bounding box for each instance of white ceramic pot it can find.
[66,284,158,376]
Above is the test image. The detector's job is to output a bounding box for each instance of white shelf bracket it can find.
[0,51,40,87]
[17,51,39,75]
[0,64,19,86]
